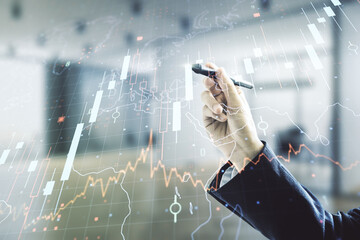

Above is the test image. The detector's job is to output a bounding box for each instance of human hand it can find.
[201,62,264,172]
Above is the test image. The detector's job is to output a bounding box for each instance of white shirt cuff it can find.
[219,166,238,188]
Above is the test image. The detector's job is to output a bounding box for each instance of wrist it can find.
[229,140,264,172]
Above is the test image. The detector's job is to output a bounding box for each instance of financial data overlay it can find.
[0,0,360,239]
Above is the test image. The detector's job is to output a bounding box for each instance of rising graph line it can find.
[25,130,204,228]
[24,131,360,228]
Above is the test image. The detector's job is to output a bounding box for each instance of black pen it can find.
[191,63,253,89]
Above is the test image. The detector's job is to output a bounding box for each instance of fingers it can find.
[201,90,225,115]
[235,86,247,104]
[220,86,249,115]
[202,105,227,122]
[203,62,221,95]
[204,62,240,104]
[216,67,239,99]
[203,77,222,96]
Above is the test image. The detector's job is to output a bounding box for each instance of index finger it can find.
[205,62,239,101]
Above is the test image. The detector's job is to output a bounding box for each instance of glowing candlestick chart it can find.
[0,1,360,239]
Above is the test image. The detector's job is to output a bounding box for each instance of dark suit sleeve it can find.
[207,142,360,240]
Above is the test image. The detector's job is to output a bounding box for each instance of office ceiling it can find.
[0,0,340,64]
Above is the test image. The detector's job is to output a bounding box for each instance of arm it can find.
[200,63,360,240]
[208,141,360,240]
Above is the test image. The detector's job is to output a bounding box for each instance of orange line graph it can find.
[283,143,360,170]
[25,130,204,228]
[24,133,360,228]
[209,143,360,191]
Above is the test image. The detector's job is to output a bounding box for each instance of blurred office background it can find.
[0,0,360,239]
